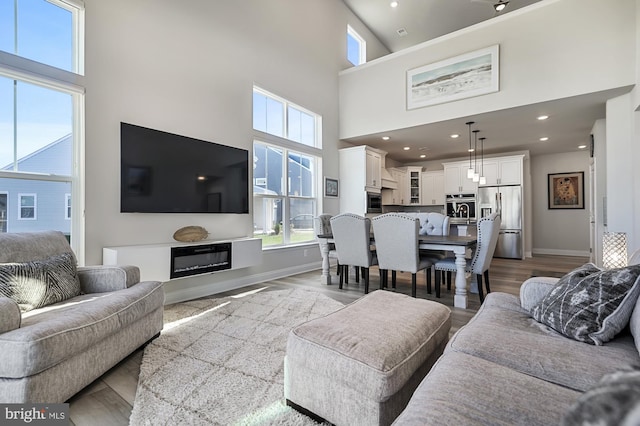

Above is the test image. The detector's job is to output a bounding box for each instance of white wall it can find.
[83,0,388,301]
[339,0,636,139]
[591,119,607,264]
[530,151,591,256]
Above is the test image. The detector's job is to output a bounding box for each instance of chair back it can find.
[424,212,450,236]
[330,213,374,268]
[314,214,333,237]
[0,231,74,263]
[372,213,420,273]
[469,212,501,274]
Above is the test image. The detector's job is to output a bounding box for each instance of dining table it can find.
[316,233,478,309]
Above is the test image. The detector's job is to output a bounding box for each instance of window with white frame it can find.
[347,25,366,66]
[65,193,71,220]
[0,0,84,247]
[18,194,36,220]
[253,87,321,148]
[252,87,322,248]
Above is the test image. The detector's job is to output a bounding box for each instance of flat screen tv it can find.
[120,122,249,213]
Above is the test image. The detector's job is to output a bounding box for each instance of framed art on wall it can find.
[548,171,584,209]
[324,177,339,197]
[407,45,499,110]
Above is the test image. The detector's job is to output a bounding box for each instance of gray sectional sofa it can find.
[0,231,165,403]
[393,275,640,425]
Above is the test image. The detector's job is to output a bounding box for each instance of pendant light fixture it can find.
[466,121,475,179]
[472,130,480,182]
[479,137,487,185]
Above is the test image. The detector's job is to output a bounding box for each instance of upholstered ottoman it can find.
[284,290,451,426]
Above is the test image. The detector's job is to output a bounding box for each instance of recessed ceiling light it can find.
[539,137,549,142]
[403,146,410,150]
[390,1,399,7]
[578,144,587,149]
[450,134,459,139]
[382,136,390,141]
[537,115,549,120]
[420,154,426,158]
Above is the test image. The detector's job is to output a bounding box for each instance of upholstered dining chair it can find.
[314,214,339,277]
[330,213,378,294]
[434,212,501,303]
[371,213,439,298]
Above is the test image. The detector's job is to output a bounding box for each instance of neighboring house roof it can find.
[1,134,72,175]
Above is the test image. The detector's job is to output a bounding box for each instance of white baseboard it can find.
[532,248,590,257]
[163,260,323,305]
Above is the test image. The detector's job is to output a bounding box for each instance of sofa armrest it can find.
[77,265,141,293]
[519,277,561,311]
[0,297,21,333]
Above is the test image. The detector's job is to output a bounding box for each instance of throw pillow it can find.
[530,263,640,345]
[0,252,81,312]
[561,368,640,426]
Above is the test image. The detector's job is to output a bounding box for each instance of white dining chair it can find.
[314,214,339,278]
[434,212,501,303]
[372,213,439,298]
[330,213,378,294]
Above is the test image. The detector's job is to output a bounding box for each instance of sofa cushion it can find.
[561,368,640,426]
[447,293,640,392]
[0,252,81,312]
[392,351,581,426]
[0,280,164,378]
[530,263,640,345]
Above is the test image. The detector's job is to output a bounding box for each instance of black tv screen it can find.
[120,123,249,213]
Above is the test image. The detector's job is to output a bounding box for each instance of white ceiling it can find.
[340,0,622,163]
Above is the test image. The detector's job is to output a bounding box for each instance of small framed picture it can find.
[548,171,584,209]
[324,177,339,197]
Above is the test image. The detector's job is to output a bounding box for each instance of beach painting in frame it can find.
[407,45,499,110]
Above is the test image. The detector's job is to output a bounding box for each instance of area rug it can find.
[129,288,344,425]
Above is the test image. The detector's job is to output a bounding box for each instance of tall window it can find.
[0,0,84,252]
[252,87,321,248]
[347,25,366,66]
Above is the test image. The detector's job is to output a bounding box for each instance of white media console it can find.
[103,237,262,282]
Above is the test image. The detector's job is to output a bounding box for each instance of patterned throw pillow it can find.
[561,368,640,426]
[0,252,81,312]
[531,263,640,345]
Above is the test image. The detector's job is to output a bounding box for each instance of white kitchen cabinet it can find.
[339,146,384,215]
[406,166,422,204]
[443,161,477,194]
[421,170,445,205]
[382,167,407,205]
[478,155,524,186]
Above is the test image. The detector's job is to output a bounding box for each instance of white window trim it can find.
[253,86,322,149]
[347,25,366,66]
[0,191,8,232]
[18,193,37,221]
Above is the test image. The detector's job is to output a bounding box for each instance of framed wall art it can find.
[324,177,339,197]
[407,45,499,110]
[548,171,584,209]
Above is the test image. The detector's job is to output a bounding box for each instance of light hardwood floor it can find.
[67,254,587,426]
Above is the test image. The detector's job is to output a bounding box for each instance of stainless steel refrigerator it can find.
[477,185,523,259]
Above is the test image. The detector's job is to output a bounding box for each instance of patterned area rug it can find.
[129,288,344,425]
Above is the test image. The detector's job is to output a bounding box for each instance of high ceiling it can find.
[340,0,622,163]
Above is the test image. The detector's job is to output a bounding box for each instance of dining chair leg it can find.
[426,268,432,294]
[411,273,417,297]
[336,261,341,276]
[339,265,344,289]
[484,270,491,294]
[434,269,441,298]
[447,271,452,290]
[477,274,484,304]
[355,266,360,283]
[380,269,387,289]
[391,270,397,289]
[345,265,349,284]
[364,268,369,294]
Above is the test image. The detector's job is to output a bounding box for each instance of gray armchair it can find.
[0,231,164,403]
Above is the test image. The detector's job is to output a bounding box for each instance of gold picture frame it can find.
[548,171,584,209]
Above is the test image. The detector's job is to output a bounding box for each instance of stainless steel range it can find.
[446,194,476,224]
